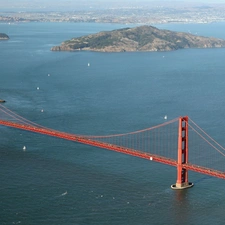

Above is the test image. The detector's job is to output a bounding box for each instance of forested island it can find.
[0,33,9,40]
[51,25,225,52]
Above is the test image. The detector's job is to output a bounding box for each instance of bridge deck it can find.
[1,119,225,180]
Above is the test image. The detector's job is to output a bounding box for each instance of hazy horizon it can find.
[1,0,225,12]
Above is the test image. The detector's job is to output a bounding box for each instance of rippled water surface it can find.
[1,22,225,225]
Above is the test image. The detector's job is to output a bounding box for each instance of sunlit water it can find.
[1,22,225,225]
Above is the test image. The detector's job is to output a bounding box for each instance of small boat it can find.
[0,99,6,103]
[23,146,26,151]
[164,115,167,120]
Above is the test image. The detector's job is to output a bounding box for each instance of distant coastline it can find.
[1,2,225,25]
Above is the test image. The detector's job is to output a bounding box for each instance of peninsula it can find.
[0,33,9,40]
[51,25,225,52]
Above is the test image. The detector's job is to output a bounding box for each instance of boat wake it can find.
[61,191,67,196]
[53,191,68,199]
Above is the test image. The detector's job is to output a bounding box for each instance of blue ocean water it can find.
[1,22,225,225]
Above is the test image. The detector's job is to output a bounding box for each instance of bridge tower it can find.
[171,116,194,190]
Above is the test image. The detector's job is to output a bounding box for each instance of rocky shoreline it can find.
[0,33,9,40]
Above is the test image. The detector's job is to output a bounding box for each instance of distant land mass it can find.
[0,33,9,40]
[51,25,225,52]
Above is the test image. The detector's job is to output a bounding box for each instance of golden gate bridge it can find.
[1,104,225,189]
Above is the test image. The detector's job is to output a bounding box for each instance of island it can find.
[0,33,9,40]
[51,25,225,52]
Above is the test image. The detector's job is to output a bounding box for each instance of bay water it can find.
[1,22,225,225]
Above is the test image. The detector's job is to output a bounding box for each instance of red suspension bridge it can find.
[1,104,225,189]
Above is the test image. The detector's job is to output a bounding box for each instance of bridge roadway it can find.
[1,119,225,180]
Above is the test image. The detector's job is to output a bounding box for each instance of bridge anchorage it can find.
[171,116,193,190]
